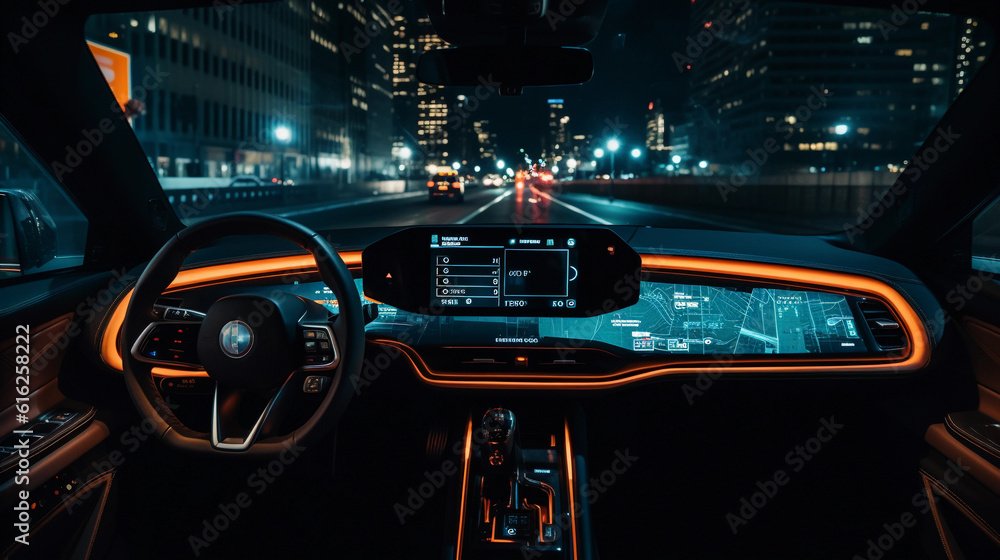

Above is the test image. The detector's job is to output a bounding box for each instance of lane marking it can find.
[530,187,612,225]
[277,191,425,218]
[455,189,512,224]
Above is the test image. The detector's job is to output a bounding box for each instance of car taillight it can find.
[516,181,524,189]
[427,181,435,187]
[452,182,460,188]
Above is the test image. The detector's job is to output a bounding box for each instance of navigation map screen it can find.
[352,280,871,355]
[430,233,577,311]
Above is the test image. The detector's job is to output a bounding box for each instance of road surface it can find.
[278,184,761,232]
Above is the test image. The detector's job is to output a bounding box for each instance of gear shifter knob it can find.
[482,408,516,442]
[482,408,518,471]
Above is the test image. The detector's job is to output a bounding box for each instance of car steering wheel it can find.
[120,213,363,457]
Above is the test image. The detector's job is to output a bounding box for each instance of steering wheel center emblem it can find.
[219,320,253,358]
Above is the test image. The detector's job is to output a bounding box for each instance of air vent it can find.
[857,300,907,351]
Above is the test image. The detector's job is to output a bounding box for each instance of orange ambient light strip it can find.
[371,254,931,389]
[100,252,362,374]
[456,416,473,560]
[564,420,579,560]
[101,251,930,387]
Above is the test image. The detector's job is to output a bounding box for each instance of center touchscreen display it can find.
[362,226,641,317]
[430,232,578,310]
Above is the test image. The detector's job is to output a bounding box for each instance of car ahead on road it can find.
[228,175,265,187]
[427,170,464,202]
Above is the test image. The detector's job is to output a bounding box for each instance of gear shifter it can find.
[481,408,519,475]
[466,408,568,553]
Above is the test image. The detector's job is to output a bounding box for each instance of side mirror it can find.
[417,46,594,94]
[0,189,58,279]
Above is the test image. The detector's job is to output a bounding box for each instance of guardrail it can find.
[553,171,895,218]
[161,179,423,217]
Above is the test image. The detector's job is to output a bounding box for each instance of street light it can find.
[474,165,481,173]
[274,125,291,183]
[496,159,505,170]
[835,124,849,135]
[698,160,709,169]
[671,155,682,165]
[567,158,577,168]
[606,139,619,180]
[398,146,412,180]
[451,161,461,170]
[631,148,641,158]
[594,148,605,158]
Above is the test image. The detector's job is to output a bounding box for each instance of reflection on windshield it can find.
[75,1,992,234]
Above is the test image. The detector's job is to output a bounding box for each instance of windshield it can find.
[83,0,992,235]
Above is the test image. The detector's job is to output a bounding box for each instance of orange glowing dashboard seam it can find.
[456,416,472,560]
[564,420,579,560]
[101,251,930,385]
[100,252,362,375]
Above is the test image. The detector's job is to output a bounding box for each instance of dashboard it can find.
[297,278,871,356]
[97,226,934,389]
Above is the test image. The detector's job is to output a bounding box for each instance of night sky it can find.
[441,0,692,162]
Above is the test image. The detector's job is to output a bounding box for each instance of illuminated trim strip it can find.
[456,416,473,560]
[99,252,362,373]
[101,252,930,386]
[564,420,579,560]
[370,255,930,388]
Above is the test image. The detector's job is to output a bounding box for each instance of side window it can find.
[0,116,88,280]
[972,194,1000,273]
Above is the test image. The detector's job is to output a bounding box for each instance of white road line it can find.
[278,191,425,218]
[531,188,612,225]
[455,189,513,224]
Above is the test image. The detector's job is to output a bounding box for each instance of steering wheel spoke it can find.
[211,374,297,451]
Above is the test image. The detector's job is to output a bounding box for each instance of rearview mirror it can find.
[417,47,593,94]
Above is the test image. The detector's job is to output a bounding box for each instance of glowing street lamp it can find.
[594,148,605,158]
[698,160,709,169]
[399,146,412,160]
[835,124,849,135]
[451,161,461,170]
[274,126,291,183]
[671,155,682,165]
[630,148,641,158]
[496,159,505,170]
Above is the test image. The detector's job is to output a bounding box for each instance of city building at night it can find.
[85,0,396,184]
[680,0,991,175]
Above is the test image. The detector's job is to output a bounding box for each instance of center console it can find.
[453,407,592,559]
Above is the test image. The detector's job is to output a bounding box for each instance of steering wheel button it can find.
[304,341,317,351]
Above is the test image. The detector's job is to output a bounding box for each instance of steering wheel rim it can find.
[121,213,364,457]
